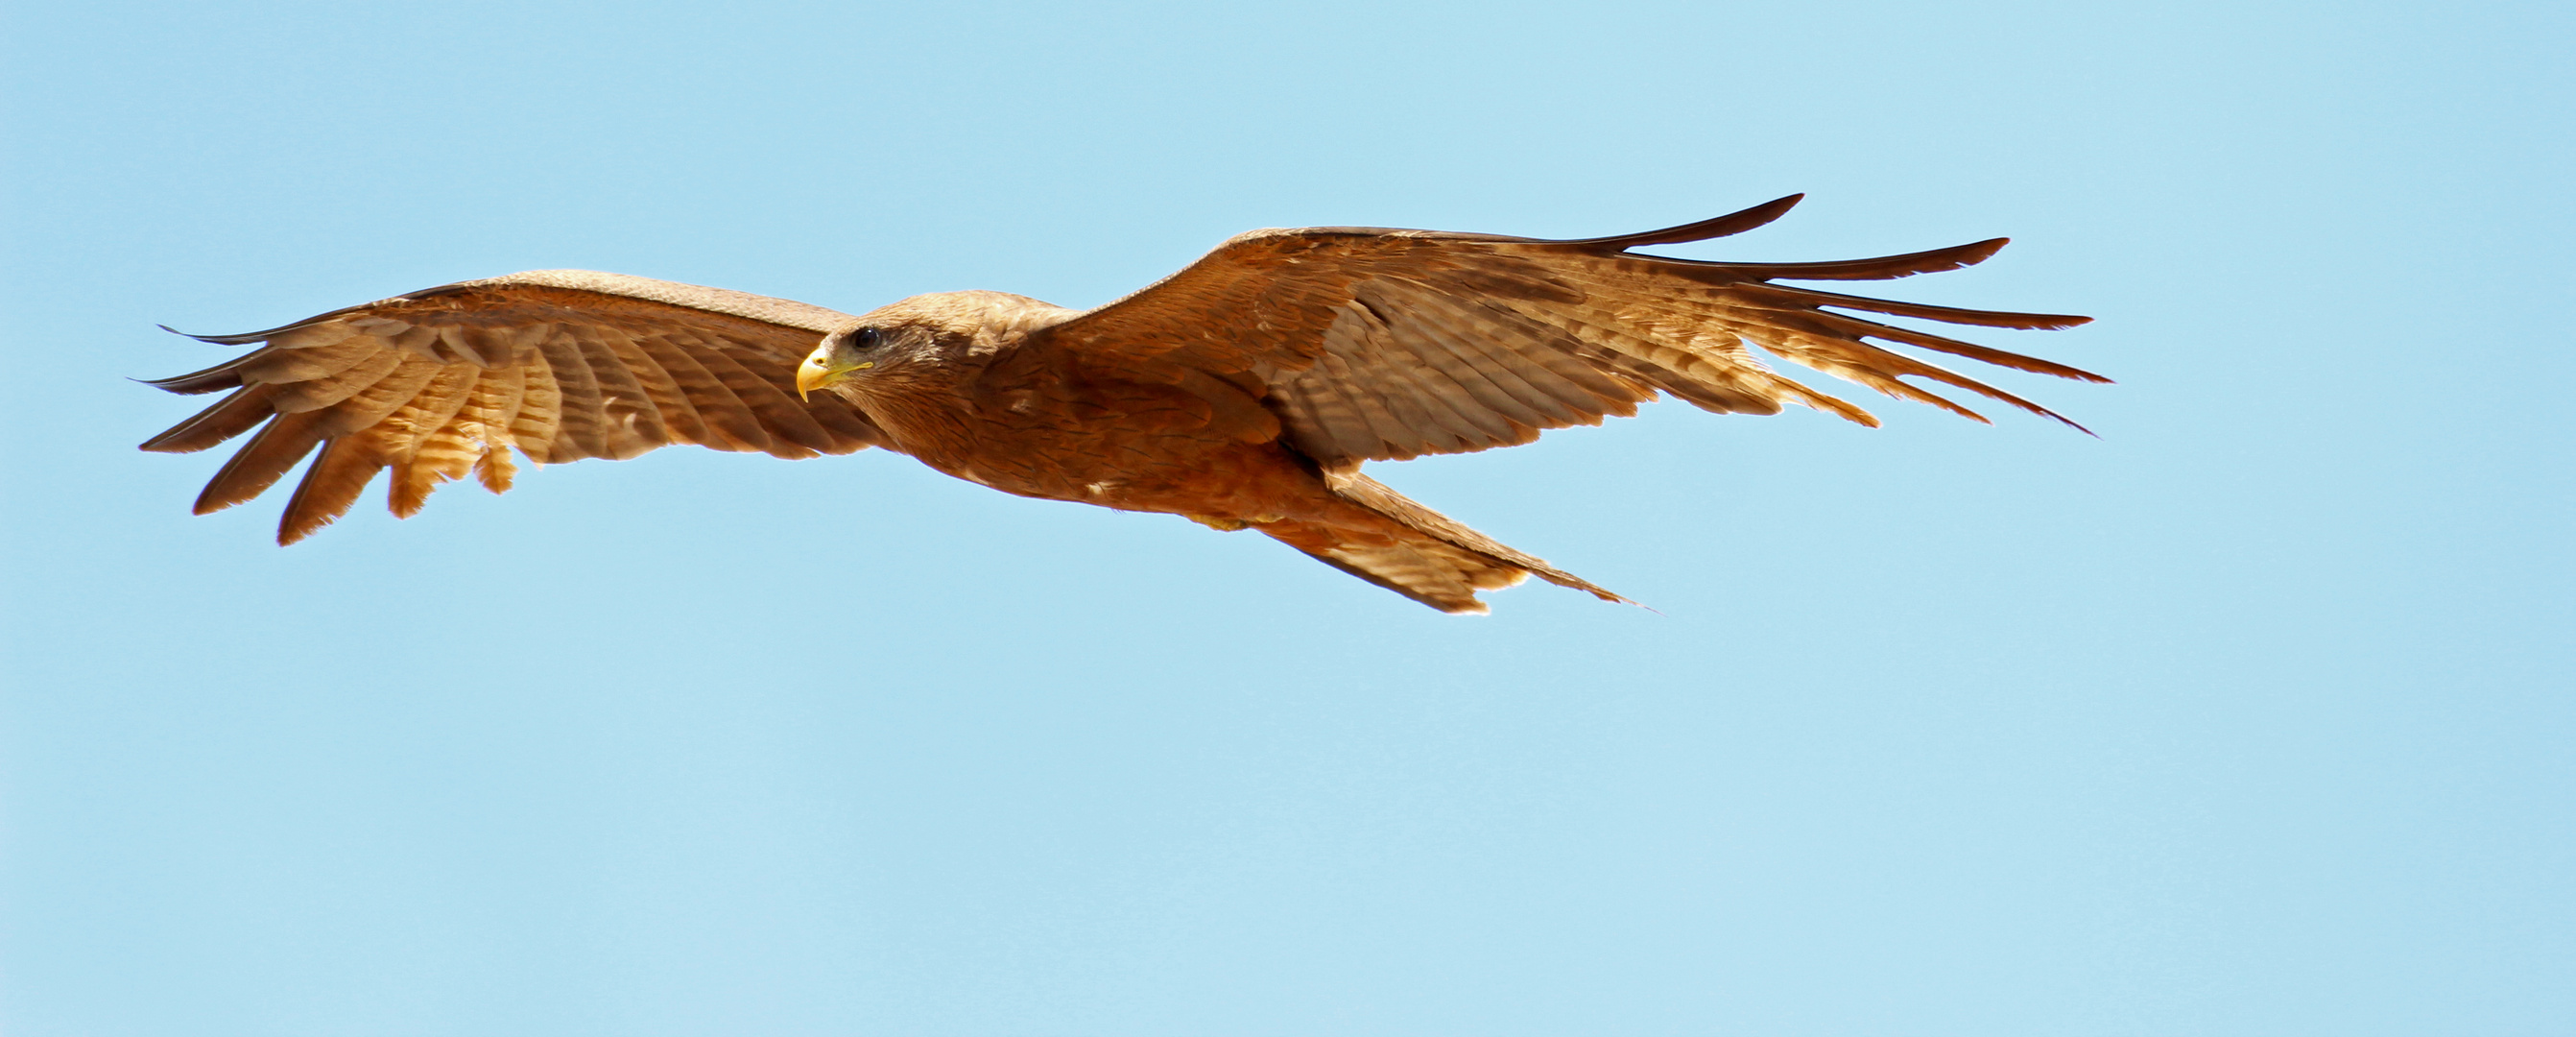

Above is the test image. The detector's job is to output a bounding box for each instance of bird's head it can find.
[796,312,967,403]
[796,323,905,400]
[797,292,1067,402]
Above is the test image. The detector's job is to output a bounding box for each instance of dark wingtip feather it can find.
[1903,368,2100,437]
[1550,194,1807,251]
[159,323,277,346]
[2013,397,2098,437]
[1731,237,2014,281]
[136,367,249,395]
[139,386,275,453]
[1934,237,2010,271]
[191,413,323,516]
[274,438,384,544]
[1733,281,2095,331]
[2009,313,2093,331]
[142,326,273,394]
[2019,404,2100,438]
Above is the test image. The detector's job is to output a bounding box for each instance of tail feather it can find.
[1256,470,1631,614]
[1281,527,1526,615]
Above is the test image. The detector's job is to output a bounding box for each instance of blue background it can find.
[5,1,2569,1033]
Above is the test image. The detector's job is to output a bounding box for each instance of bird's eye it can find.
[852,327,882,350]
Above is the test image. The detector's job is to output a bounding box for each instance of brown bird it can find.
[139,195,2099,613]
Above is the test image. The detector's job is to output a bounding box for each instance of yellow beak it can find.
[795,354,872,401]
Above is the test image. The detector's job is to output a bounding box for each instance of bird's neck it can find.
[842,344,1008,461]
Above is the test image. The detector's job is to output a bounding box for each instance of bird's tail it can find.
[1254,471,1631,615]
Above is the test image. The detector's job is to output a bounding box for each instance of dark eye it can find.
[852,326,882,350]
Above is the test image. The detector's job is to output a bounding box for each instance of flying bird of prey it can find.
[139,195,2099,613]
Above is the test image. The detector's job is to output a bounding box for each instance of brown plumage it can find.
[139,195,2100,613]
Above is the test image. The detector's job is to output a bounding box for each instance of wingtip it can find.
[1601,587,1655,612]
[1710,192,1805,237]
[137,367,248,395]
[1753,191,1805,218]
[2021,313,2094,331]
[1549,193,1812,251]
[158,323,229,344]
[158,322,280,346]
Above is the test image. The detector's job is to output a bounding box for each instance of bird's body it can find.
[140,196,2099,613]
[788,289,1622,609]
[843,293,1259,509]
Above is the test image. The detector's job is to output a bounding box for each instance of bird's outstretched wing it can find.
[139,270,884,543]
[1037,195,2103,466]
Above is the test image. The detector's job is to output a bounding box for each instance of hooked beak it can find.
[795,348,873,401]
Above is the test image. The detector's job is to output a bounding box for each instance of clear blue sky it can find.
[4,1,2569,1033]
